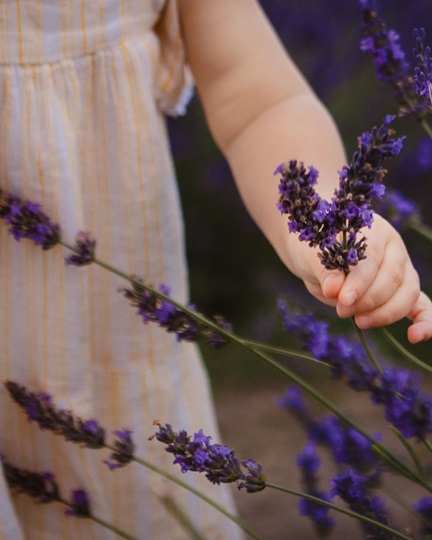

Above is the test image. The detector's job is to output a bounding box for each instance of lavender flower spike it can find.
[413,28,432,111]
[122,280,232,348]
[151,422,266,493]
[103,429,135,471]
[65,231,96,266]
[4,381,105,449]
[0,188,60,250]
[358,0,426,117]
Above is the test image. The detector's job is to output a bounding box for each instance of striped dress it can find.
[0,1,243,538]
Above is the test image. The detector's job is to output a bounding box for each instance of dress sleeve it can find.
[153,0,194,116]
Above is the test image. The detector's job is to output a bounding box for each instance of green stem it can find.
[58,498,136,540]
[421,437,432,457]
[409,222,432,244]
[265,483,413,540]
[60,242,431,492]
[104,445,261,540]
[388,425,427,480]
[239,339,331,367]
[379,327,432,375]
[420,117,432,139]
[352,319,383,374]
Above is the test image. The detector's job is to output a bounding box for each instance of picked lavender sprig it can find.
[150,422,266,493]
[275,116,404,273]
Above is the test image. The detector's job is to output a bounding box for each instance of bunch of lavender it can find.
[275,115,404,273]
[4,381,134,468]
[151,422,266,493]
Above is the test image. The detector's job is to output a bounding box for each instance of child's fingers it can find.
[407,292,432,343]
[353,281,421,329]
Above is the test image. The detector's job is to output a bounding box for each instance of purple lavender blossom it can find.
[278,303,432,439]
[275,117,404,273]
[278,300,379,391]
[375,189,420,231]
[65,489,91,517]
[65,231,96,266]
[278,385,382,474]
[413,28,432,111]
[296,444,335,537]
[103,429,135,471]
[2,459,60,504]
[331,469,397,539]
[358,0,426,117]
[122,280,232,348]
[151,422,265,493]
[0,189,60,250]
[4,381,105,449]
[370,368,432,439]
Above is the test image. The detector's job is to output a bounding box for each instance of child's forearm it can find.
[222,92,346,272]
[179,0,346,270]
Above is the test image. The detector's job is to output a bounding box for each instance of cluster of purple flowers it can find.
[375,188,419,232]
[103,430,135,471]
[151,422,266,493]
[296,444,335,537]
[122,281,232,348]
[278,303,432,440]
[358,0,426,117]
[65,231,96,266]
[331,469,396,540]
[413,28,432,111]
[278,386,382,474]
[0,188,60,250]
[4,381,135,469]
[278,300,378,391]
[2,459,90,518]
[5,381,106,449]
[275,116,404,273]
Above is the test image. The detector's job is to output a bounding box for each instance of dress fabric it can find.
[0,1,242,538]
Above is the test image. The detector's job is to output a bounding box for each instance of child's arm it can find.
[178,0,432,343]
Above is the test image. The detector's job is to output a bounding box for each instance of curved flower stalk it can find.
[2,459,134,539]
[275,115,404,273]
[278,304,432,441]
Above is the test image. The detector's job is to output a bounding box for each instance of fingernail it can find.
[356,316,373,329]
[341,291,356,307]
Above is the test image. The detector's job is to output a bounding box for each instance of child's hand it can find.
[290,214,432,343]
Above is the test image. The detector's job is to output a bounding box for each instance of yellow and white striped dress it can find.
[0,1,243,538]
